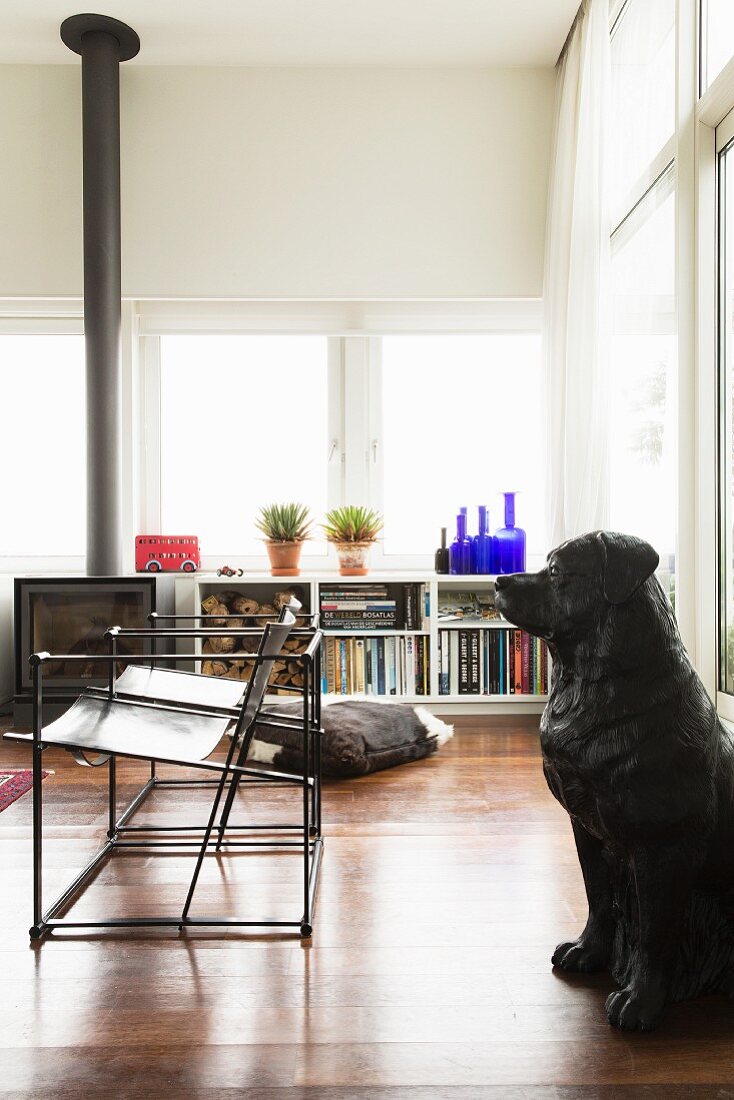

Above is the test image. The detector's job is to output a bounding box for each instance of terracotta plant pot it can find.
[265,541,303,576]
[333,541,374,576]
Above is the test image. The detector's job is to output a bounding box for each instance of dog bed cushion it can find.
[250,697,453,777]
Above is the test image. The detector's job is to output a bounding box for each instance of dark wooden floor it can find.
[2,714,734,1099]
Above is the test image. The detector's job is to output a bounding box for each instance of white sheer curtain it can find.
[544,0,611,549]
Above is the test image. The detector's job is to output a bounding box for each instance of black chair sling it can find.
[7,597,323,939]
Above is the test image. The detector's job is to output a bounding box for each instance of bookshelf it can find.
[173,571,548,715]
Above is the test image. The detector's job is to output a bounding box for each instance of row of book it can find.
[438,628,548,696]
[322,634,430,696]
[319,583,429,631]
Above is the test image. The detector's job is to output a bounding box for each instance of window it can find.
[378,335,544,560]
[609,0,677,604]
[611,0,675,215]
[702,0,734,93]
[719,135,734,692]
[159,335,330,558]
[610,170,677,596]
[0,334,85,556]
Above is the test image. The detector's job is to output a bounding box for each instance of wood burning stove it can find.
[14,577,158,718]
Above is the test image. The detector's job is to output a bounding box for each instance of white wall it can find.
[0,65,554,299]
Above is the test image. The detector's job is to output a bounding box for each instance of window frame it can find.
[609,0,683,628]
[696,0,734,711]
[609,0,677,232]
[142,299,543,573]
[716,111,734,712]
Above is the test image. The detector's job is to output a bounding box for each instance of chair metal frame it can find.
[10,604,324,940]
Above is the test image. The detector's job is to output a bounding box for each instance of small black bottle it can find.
[435,527,450,574]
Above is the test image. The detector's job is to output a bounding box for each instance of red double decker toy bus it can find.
[135,535,200,573]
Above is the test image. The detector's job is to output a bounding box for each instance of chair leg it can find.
[215,770,241,851]
[107,756,117,838]
[180,766,231,925]
[30,741,44,939]
[301,664,311,933]
[215,724,257,850]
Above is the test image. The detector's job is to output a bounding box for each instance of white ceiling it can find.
[0,1,579,67]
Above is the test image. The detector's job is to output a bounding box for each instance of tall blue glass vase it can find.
[494,492,526,574]
[472,505,493,574]
[449,513,472,575]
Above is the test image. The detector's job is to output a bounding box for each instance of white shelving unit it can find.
[174,571,548,715]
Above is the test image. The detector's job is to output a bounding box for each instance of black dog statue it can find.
[494,531,734,1032]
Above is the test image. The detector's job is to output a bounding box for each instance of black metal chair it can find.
[6,597,324,940]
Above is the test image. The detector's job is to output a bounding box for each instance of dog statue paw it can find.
[495,531,734,1032]
[605,986,665,1032]
[552,935,610,973]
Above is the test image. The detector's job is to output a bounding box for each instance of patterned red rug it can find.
[0,769,49,813]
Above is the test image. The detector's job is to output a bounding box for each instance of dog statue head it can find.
[494,531,662,656]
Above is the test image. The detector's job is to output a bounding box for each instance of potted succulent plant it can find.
[323,505,383,576]
[256,502,312,576]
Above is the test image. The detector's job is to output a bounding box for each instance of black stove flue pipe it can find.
[60,14,140,575]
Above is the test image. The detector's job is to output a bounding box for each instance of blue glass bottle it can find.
[449,512,472,575]
[469,509,479,573]
[472,505,494,574]
[494,492,526,574]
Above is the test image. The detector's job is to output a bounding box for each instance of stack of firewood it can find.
[200,588,308,692]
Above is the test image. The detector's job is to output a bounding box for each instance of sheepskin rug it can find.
[248,696,454,778]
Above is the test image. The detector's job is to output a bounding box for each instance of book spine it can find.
[449,632,459,695]
[355,639,366,694]
[321,604,394,612]
[325,638,335,694]
[541,641,548,694]
[458,631,470,695]
[508,630,513,694]
[387,637,396,694]
[364,639,372,694]
[322,610,397,624]
[521,631,530,695]
[469,630,480,694]
[377,637,386,695]
[371,639,379,696]
[403,635,413,694]
[340,639,348,694]
[403,585,412,630]
[320,589,389,601]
